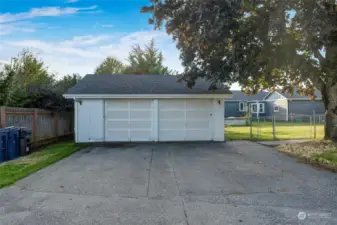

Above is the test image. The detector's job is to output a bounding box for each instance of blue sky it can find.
[0,0,240,89]
[0,0,183,77]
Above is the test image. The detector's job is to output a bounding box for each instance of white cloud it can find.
[0,31,183,79]
[60,35,113,46]
[101,24,114,28]
[65,0,79,3]
[0,5,98,23]
[0,21,37,35]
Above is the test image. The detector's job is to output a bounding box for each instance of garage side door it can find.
[159,99,212,141]
[105,100,153,141]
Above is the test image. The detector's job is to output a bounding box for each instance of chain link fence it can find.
[225,113,325,141]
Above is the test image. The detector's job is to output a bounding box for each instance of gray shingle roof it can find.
[276,88,322,100]
[65,74,231,95]
[224,90,268,101]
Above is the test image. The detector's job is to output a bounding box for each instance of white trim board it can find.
[64,94,232,99]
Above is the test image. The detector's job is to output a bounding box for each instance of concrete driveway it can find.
[1,141,337,225]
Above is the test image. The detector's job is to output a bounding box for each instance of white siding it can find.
[265,92,286,100]
[212,99,225,141]
[76,99,104,142]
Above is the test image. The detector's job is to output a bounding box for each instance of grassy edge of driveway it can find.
[275,140,337,172]
[0,142,88,188]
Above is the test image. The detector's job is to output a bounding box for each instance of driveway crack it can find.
[182,199,190,225]
[168,150,180,195]
[146,148,154,197]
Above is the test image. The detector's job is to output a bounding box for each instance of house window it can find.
[274,105,279,112]
[239,102,247,112]
[250,103,265,113]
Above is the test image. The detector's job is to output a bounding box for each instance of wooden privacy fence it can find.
[0,106,73,147]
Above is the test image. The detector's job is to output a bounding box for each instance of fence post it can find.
[33,109,38,142]
[313,110,316,139]
[54,112,59,140]
[250,116,253,139]
[272,116,276,140]
[0,106,6,128]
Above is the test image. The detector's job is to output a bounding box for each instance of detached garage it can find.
[64,74,231,143]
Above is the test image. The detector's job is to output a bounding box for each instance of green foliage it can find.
[95,57,125,74]
[125,39,174,75]
[0,50,81,110]
[95,39,175,75]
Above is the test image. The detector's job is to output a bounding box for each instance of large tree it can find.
[142,0,337,141]
[95,40,174,75]
[0,50,79,110]
[125,39,173,75]
[2,50,54,107]
[95,57,125,75]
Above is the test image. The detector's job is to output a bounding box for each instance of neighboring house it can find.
[224,89,324,121]
[264,89,324,121]
[64,74,232,143]
[224,91,269,118]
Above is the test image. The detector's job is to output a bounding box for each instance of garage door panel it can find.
[106,100,129,109]
[159,131,185,141]
[105,99,153,142]
[130,131,152,141]
[130,100,152,109]
[106,131,129,141]
[186,111,210,119]
[186,130,210,140]
[186,120,210,129]
[160,120,185,129]
[107,111,129,119]
[106,120,129,129]
[129,121,152,129]
[158,99,212,141]
[159,111,185,119]
[130,111,152,119]
[159,100,185,109]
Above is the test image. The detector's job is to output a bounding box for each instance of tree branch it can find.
[313,48,325,64]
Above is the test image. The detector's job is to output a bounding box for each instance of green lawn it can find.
[0,142,87,188]
[225,121,324,141]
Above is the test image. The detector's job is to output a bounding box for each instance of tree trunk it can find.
[322,84,337,142]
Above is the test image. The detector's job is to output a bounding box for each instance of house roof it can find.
[274,88,322,100]
[65,74,231,95]
[224,90,269,101]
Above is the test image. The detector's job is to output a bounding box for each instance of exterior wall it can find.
[288,100,324,116]
[213,99,225,141]
[76,99,104,143]
[265,99,288,121]
[224,101,248,118]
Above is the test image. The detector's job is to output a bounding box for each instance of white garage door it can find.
[105,100,153,141]
[159,99,213,141]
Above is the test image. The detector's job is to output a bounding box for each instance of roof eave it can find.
[63,93,232,99]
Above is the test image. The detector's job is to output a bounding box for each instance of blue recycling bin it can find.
[6,127,20,160]
[0,129,8,163]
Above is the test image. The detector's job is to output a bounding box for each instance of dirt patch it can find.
[276,140,335,157]
[10,153,56,165]
[275,140,337,172]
